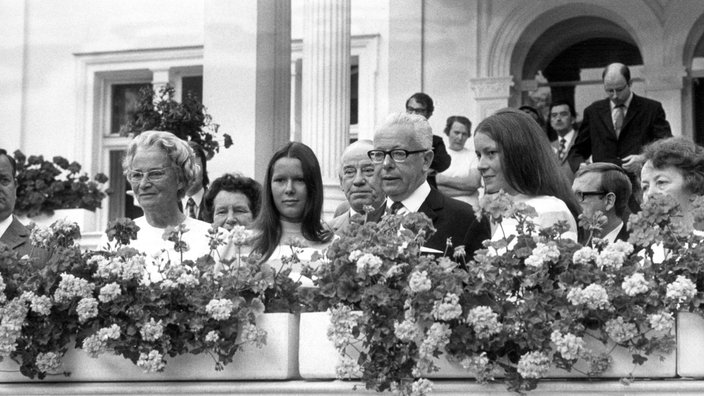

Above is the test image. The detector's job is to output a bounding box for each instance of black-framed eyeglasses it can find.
[575,191,607,202]
[367,149,427,164]
[126,166,174,184]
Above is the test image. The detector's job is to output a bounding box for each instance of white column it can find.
[0,0,25,151]
[203,0,291,182]
[302,0,350,181]
[643,66,686,137]
[470,77,515,121]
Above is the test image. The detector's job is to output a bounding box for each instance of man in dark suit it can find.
[405,93,451,189]
[572,162,632,244]
[548,100,579,183]
[330,140,386,234]
[0,149,49,265]
[370,113,488,255]
[568,63,672,212]
[182,141,209,220]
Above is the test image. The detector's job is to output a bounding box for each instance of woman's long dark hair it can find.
[475,108,582,222]
[251,142,332,261]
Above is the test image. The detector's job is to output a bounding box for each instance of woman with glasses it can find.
[250,142,333,276]
[436,115,482,210]
[475,108,581,241]
[99,131,229,273]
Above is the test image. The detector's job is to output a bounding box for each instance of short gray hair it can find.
[376,112,433,149]
[122,130,199,199]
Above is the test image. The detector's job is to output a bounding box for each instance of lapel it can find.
[0,217,30,250]
[553,132,578,165]
[416,189,442,224]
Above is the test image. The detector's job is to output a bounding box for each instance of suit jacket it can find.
[330,202,386,235]
[428,135,452,189]
[0,216,51,267]
[551,131,578,182]
[568,94,671,172]
[416,188,489,257]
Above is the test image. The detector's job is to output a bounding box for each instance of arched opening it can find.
[513,16,642,122]
[687,16,704,144]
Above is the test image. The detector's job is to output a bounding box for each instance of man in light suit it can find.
[568,63,672,212]
[548,100,579,183]
[370,113,487,255]
[329,140,386,234]
[0,149,49,265]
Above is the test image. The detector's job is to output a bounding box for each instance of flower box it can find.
[0,313,298,382]
[677,312,704,377]
[299,311,359,379]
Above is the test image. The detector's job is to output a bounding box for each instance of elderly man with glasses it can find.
[370,112,488,256]
[572,162,633,245]
[568,63,672,213]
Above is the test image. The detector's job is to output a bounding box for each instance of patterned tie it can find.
[614,105,625,138]
[558,137,567,161]
[186,197,197,218]
[390,201,404,215]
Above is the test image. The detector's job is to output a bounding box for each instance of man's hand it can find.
[621,154,644,173]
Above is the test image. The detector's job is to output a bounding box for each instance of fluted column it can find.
[470,77,515,121]
[302,0,350,181]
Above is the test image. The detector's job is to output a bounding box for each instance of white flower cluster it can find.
[21,291,52,316]
[466,306,501,339]
[394,318,420,342]
[176,272,199,287]
[140,318,164,341]
[228,225,254,246]
[53,273,94,303]
[458,352,494,383]
[596,241,634,270]
[604,316,638,343]
[29,225,53,248]
[550,330,586,361]
[205,330,220,343]
[648,312,675,332]
[566,284,610,310]
[98,282,122,303]
[76,297,99,323]
[572,246,598,265]
[385,263,406,279]
[240,322,267,348]
[328,305,361,349]
[91,254,145,281]
[516,351,551,379]
[418,322,451,360]
[355,253,383,276]
[335,354,362,379]
[137,350,166,373]
[666,275,697,303]
[35,351,62,373]
[0,298,29,356]
[82,324,121,357]
[621,273,649,296]
[410,378,433,396]
[205,298,234,320]
[524,243,561,268]
[408,271,431,293]
[431,293,462,321]
[348,250,363,262]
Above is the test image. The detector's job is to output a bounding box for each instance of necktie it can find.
[558,137,567,161]
[186,197,197,218]
[614,105,625,138]
[390,201,404,215]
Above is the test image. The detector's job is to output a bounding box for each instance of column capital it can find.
[643,66,686,91]
[470,76,514,100]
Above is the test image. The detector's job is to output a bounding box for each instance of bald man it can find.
[329,140,387,234]
[569,62,671,212]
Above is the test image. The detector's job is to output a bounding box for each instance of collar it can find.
[610,92,633,111]
[602,221,624,244]
[387,181,431,214]
[184,188,205,208]
[558,129,575,143]
[0,214,13,239]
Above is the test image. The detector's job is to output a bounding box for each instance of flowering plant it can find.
[305,191,703,395]
[119,85,232,159]
[0,218,294,379]
[12,150,109,218]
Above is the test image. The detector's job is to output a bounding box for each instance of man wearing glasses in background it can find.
[370,112,488,257]
[572,162,633,245]
[568,62,672,213]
